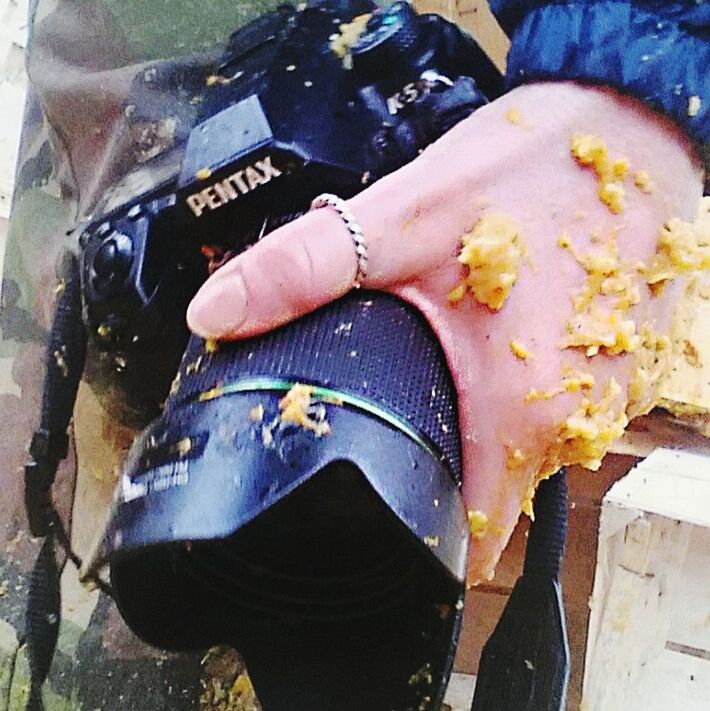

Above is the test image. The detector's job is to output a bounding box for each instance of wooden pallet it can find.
[583,449,710,710]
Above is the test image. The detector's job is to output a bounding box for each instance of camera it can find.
[31,2,504,709]
[79,0,500,424]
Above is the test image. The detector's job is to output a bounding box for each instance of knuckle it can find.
[255,236,316,312]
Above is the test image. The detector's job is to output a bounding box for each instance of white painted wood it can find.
[0,0,29,53]
[583,450,710,710]
[0,79,24,219]
[605,448,710,529]
[583,515,692,710]
[443,672,476,710]
[667,526,710,655]
[628,649,710,711]
[0,216,8,292]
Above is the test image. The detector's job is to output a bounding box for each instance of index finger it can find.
[187,206,362,339]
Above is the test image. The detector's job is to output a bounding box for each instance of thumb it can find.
[187,206,363,339]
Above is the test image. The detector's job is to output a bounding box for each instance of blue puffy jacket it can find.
[490,0,709,151]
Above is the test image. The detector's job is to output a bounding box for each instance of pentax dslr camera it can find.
[79,0,501,426]
[27,2,503,709]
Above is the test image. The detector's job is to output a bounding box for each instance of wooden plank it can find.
[0,80,23,220]
[0,0,27,220]
[604,448,710,529]
[0,217,8,308]
[611,410,710,458]
[455,588,508,674]
[443,672,476,710]
[627,649,710,711]
[584,450,710,710]
[413,0,509,71]
[666,527,710,654]
[582,514,692,711]
[659,278,710,420]
[0,618,18,711]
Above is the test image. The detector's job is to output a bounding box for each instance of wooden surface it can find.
[658,278,710,434]
[0,0,28,287]
[0,0,26,221]
[413,0,510,71]
[455,455,640,710]
[582,449,710,710]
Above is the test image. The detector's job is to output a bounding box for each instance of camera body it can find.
[71,5,504,708]
[78,0,501,424]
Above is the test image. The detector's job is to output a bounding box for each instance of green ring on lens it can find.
[189,377,443,460]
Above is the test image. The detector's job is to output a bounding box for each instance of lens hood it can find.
[85,291,468,710]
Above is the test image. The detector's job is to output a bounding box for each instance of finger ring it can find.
[310,193,368,289]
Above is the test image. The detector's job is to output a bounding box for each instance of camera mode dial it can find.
[350,1,418,75]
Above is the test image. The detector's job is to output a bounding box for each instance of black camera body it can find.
[57,4,508,709]
[78,0,501,424]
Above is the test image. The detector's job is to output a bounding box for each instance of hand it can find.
[187,82,704,583]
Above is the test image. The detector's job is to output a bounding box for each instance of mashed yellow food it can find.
[329,14,371,67]
[558,231,642,356]
[530,378,628,484]
[570,133,630,213]
[449,213,525,311]
[525,370,595,402]
[633,170,653,194]
[510,339,532,360]
[279,383,331,436]
[644,197,710,292]
[467,510,489,540]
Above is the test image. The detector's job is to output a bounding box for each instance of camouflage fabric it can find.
[0,2,301,709]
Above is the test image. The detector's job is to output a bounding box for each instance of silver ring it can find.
[310,193,368,289]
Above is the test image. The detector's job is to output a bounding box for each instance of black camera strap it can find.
[23,251,111,711]
[471,467,570,711]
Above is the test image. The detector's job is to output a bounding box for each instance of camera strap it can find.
[471,467,570,711]
[23,252,111,711]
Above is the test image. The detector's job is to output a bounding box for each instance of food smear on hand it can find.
[521,485,535,519]
[644,197,710,294]
[501,204,710,576]
[563,308,639,357]
[533,378,628,482]
[467,510,489,540]
[633,170,654,194]
[557,231,642,356]
[570,133,631,213]
[510,339,532,360]
[626,323,671,418]
[506,446,527,470]
[525,370,595,403]
[505,108,524,125]
[449,213,525,311]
